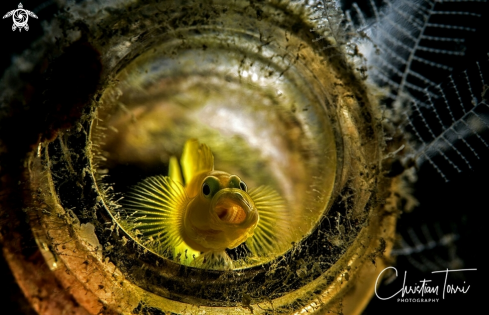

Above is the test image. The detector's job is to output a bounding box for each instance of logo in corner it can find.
[3,3,38,32]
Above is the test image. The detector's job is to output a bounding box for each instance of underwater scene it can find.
[0,0,486,314]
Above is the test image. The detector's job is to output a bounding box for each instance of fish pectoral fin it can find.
[169,156,184,185]
[180,139,214,185]
[190,251,234,270]
[246,186,291,257]
[121,175,190,257]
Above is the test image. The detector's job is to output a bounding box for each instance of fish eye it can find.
[228,175,246,191]
[239,181,247,192]
[202,183,211,196]
[202,177,220,198]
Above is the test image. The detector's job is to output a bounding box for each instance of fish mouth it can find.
[211,189,257,226]
[215,199,247,224]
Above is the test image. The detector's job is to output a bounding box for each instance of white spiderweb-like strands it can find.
[404,59,489,181]
[391,223,462,272]
[306,0,364,63]
[345,0,487,106]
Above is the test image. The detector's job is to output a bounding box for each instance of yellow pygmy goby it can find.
[122,139,289,269]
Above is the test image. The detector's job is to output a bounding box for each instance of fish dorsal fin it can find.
[246,186,291,257]
[122,175,190,257]
[168,156,184,185]
[180,139,214,185]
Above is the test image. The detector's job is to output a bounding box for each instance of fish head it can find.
[183,171,259,252]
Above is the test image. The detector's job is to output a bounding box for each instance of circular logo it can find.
[13,9,28,28]
[3,3,38,32]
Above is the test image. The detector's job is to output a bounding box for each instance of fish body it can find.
[122,139,289,269]
[182,170,259,252]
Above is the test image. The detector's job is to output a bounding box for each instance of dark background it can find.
[0,1,486,314]
[340,0,488,313]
